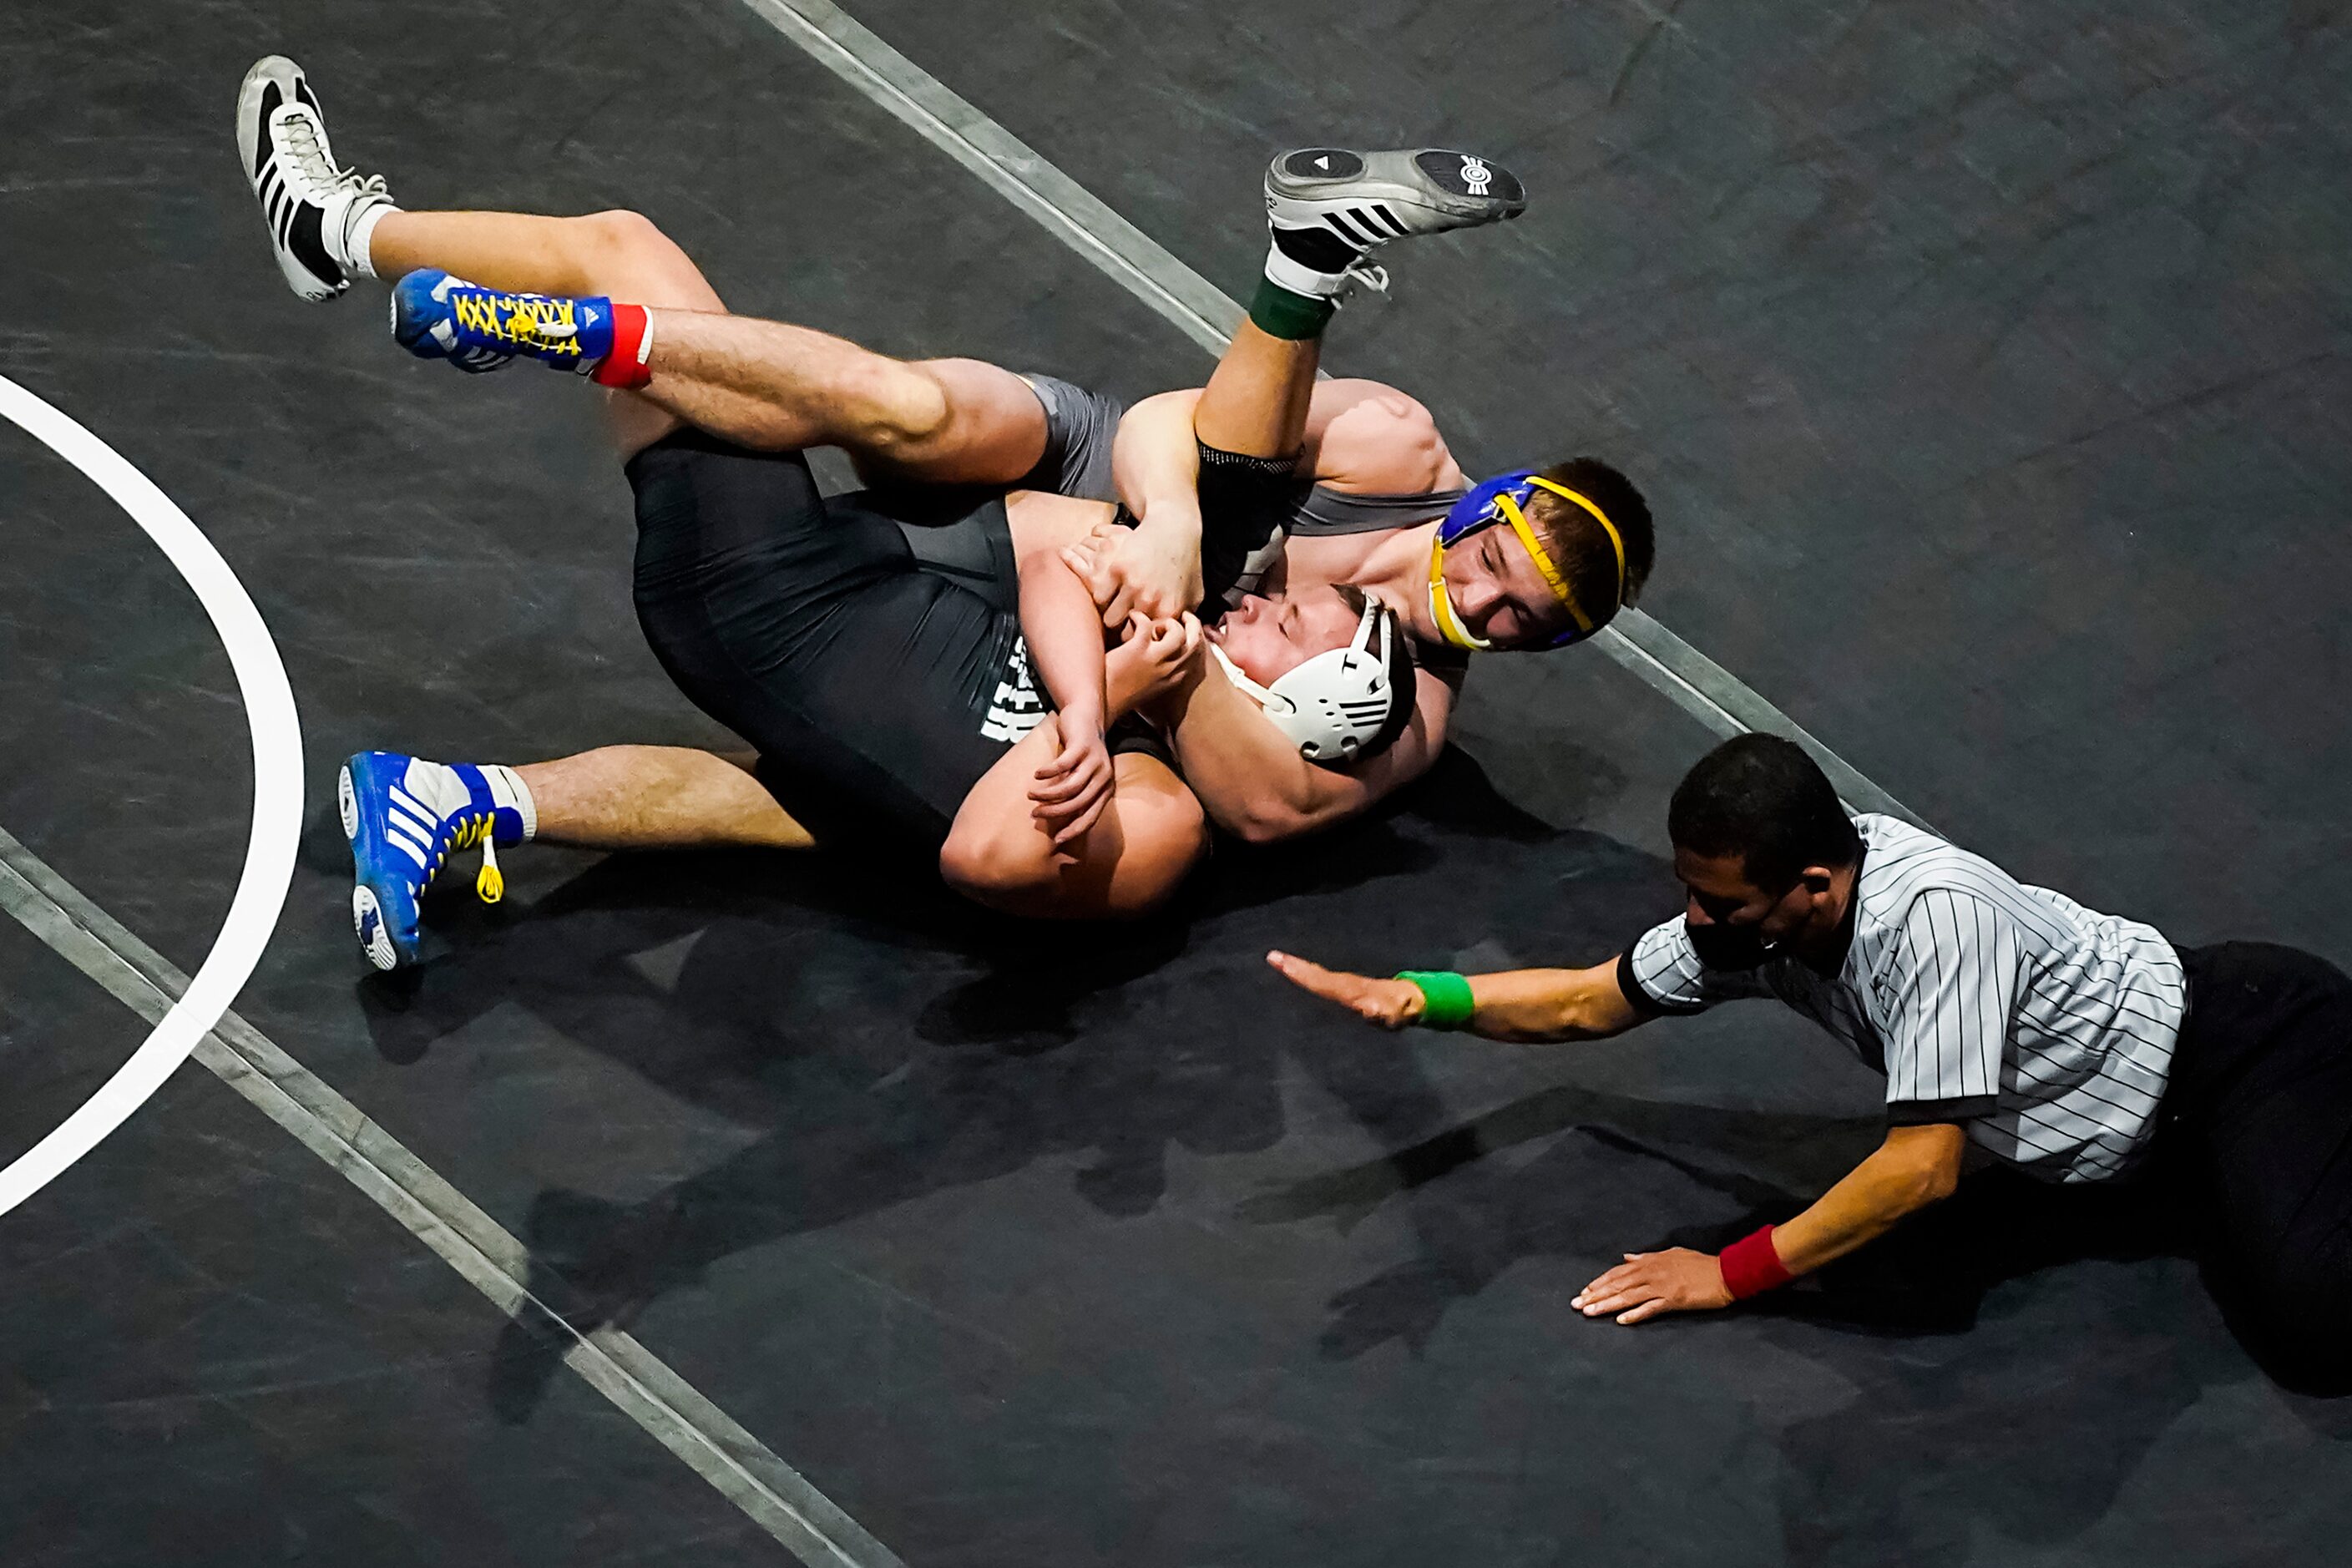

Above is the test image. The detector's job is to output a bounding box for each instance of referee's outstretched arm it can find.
[1264,949,1643,1041]
[1571,1123,1966,1323]
[1268,948,1971,1326]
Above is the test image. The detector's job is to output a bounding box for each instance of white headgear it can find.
[1209,594,1404,764]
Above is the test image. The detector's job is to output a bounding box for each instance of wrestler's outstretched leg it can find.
[1196,148,1527,460]
[237,54,1049,476]
[381,262,1046,478]
[337,744,816,971]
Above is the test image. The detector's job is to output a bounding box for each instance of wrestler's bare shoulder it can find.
[1278,529,1396,584]
[1304,379,1465,493]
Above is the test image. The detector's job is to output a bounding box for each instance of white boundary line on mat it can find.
[0,372,305,1217]
[0,825,900,1568]
[0,377,899,1568]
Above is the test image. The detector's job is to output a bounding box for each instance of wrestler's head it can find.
[1209,582,1372,682]
[1209,583,1418,762]
[1429,458,1654,653]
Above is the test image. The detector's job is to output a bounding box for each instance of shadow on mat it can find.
[1265,1079,2346,1565]
[343,749,1677,1425]
[345,734,2347,1545]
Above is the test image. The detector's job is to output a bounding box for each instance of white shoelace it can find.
[1338,260,1391,301]
[276,111,387,202]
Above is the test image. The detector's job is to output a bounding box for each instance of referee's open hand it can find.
[1571,1248,1735,1325]
[1267,952,1425,1029]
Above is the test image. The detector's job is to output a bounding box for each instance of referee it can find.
[1272,734,2352,1392]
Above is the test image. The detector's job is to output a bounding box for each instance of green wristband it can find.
[1396,970,1475,1030]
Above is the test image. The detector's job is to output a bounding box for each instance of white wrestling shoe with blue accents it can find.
[340,751,535,971]
[1262,147,1528,297]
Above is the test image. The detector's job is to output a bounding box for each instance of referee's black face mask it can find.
[1686,917,1773,971]
[1676,850,1813,969]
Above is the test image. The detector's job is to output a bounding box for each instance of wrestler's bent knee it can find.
[572,209,722,312]
[937,830,1055,911]
[576,208,670,260]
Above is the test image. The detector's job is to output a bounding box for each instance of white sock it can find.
[338,195,397,281]
[397,756,537,842]
[1262,239,1351,300]
[481,763,538,842]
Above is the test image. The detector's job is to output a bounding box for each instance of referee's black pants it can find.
[2163,942,2352,1394]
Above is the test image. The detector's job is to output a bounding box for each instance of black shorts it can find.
[1015,373,1125,503]
[2162,942,2352,1391]
[625,429,1042,847]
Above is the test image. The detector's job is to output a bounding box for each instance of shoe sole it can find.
[352,885,398,972]
[1268,147,1527,225]
[233,55,297,188]
[341,761,406,972]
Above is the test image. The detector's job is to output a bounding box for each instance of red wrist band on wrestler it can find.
[1717,1225,1793,1300]
[591,303,655,388]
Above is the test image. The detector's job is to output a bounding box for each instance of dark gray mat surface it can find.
[3,1,2346,1564]
[0,918,787,1566]
[840,0,2352,949]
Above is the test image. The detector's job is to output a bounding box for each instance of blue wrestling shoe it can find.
[392,266,645,382]
[339,751,538,971]
[390,268,518,373]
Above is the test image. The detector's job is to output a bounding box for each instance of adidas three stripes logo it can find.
[1318,204,1416,248]
[382,783,443,871]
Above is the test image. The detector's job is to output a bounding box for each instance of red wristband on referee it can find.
[1717,1225,1793,1300]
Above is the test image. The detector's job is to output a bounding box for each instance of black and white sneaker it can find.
[235,55,397,302]
[1263,148,1527,298]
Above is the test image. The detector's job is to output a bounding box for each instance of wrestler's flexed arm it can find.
[1152,653,1459,843]
[942,615,1208,918]
[1091,382,1461,622]
[1015,544,1120,846]
[1085,392,1207,622]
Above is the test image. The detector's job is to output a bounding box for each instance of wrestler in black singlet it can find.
[625,427,1226,851]
[628,429,1055,849]
[625,376,1444,853]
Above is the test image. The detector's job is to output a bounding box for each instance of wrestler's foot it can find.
[340,751,537,971]
[1262,148,1527,298]
[389,268,655,387]
[390,269,516,374]
[235,55,397,301]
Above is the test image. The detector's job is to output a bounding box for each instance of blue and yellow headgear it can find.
[1429,468,1627,651]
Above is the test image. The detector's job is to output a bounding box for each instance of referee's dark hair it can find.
[1668,734,1861,891]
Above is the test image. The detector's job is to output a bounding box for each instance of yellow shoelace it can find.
[427,812,504,903]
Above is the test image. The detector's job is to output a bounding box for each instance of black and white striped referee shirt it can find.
[1621,815,2187,1182]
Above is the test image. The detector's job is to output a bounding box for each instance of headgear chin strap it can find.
[1208,596,1401,765]
[1428,468,1628,651]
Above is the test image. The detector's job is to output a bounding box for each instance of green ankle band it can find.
[1397,970,1475,1030]
[1248,276,1337,341]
